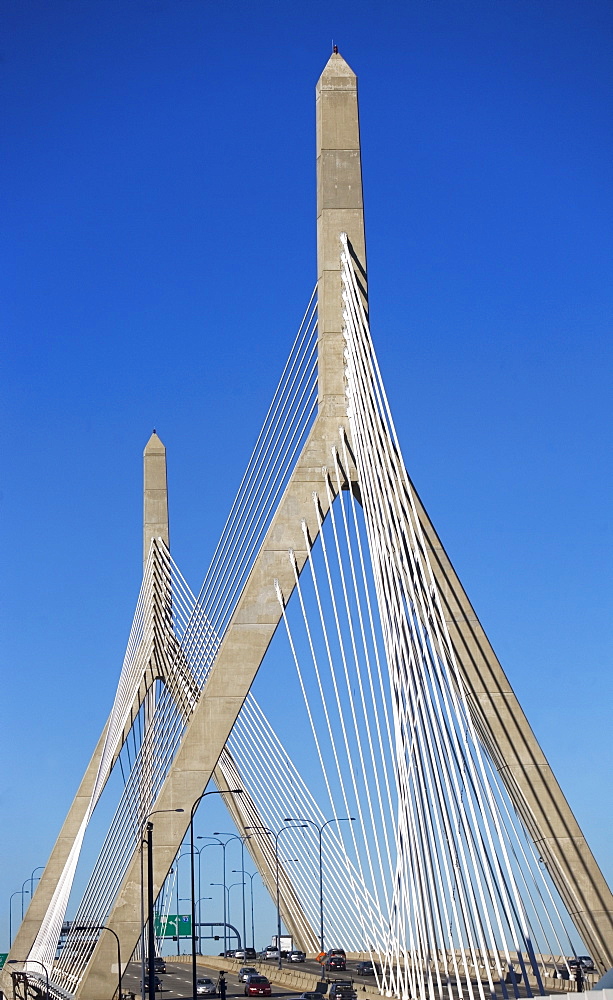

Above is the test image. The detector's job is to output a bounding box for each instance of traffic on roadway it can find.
[119,954,372,1000]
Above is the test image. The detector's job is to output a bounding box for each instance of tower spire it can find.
[143,430,169,568]
[316,50,367,416]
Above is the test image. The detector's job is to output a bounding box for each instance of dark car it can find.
[569,957,595,972]
[244,975,272,997]
[245,948,258,961]
[324,956,346,972]
[146,958,166,974]
[356,962,379,977]
[141,976,162,993]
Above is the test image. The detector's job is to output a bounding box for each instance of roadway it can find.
[120,959,310,1000]
[119,955,577,1000]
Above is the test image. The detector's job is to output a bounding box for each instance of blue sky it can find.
[2,0,612,955]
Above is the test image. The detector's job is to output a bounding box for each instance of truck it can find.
[271,935,293,956]
[328,982,356,1000]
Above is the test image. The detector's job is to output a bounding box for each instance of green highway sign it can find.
[153,914,191,938]
[0,954,7,970]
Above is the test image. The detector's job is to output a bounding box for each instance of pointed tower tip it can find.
[144,430,165,454]
[319,48,356,82]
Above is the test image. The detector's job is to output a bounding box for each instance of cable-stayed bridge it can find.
[5,51,613,1000]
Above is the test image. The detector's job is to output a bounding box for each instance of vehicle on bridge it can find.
[196,977,217,996]
[289,951,306,963]
[244,974,272,997]
[238,967,259,983]
[323,952,346,973]
[140,976,162,993]
[327,981,356,1000]
[146,958,166,975]
[355,961,379,977]
[570,957,595,972]
[235,949,259,961]
[261,946,280,961]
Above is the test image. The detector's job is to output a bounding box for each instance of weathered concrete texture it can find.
[410,478,613,970]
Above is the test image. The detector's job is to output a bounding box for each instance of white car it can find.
[196,978,217,996]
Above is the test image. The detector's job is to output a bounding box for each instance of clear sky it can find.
[2,0,612,957]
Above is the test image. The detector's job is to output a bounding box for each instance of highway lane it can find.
[120,959,306,1000]
[119,955,553,1000]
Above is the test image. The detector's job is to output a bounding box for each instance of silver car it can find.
[238,968,258,983]
[197,978,217,996]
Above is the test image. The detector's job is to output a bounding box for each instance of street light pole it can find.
[178,900,191,956]
[284,815,355,952]
[146,822,156,1000]
[20,878,31,919]
[29,866,44,905]
[246,824,306,969]
[226,881,245,931]
[74,924,122,1000]
[209,883,229,950]
[140,808,184,1000]
[214,832,248,958]
[8,959,50,1000]
[232,870,257,950]
[9,889,27,946]
[188,788,242,1000]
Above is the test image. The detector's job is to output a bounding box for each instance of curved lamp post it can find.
[9,889,28,947]
[232,870,258,950]
[188,788,243,1000]
[8,959,49,1000]
[198,838,227,955]
[20,878,31,919]
[246,824,306,969]
[214,831,250,959]
[227,881,245,931]
[209,883,229,934]
[74,924,122,1000]
[284,815,355,952]
[140,808,184,1000]
[29,866,44,902]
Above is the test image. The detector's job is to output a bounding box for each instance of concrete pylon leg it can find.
[75,52,367,999]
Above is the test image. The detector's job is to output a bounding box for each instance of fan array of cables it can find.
[26,260,581,1000]
[27,292,319,992]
